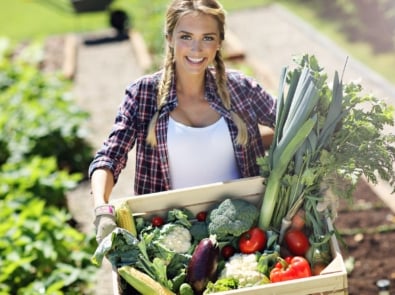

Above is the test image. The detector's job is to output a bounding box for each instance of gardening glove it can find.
[94,204,117,245]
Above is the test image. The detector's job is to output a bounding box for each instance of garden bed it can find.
[336,180,395,294]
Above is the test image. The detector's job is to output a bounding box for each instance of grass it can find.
[0,0,394,84]
[0,0,271,44]
[0,0,107,41]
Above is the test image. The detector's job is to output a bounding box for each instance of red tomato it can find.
[151,216,165,227]
[284,229,310,256]
[221,245,236,259]
[238,227,267,254]
[196,211,207,222]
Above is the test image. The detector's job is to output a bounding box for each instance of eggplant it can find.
[186,235,219,294]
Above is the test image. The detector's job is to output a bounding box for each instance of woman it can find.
[90,0,276,243]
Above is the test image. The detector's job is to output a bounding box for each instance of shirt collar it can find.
[161,67,224,111]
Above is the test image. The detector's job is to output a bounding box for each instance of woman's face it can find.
[168,12,222,77]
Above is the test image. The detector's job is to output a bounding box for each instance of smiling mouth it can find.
[186,56,205,64]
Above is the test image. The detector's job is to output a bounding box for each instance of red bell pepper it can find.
[269,256,312,283]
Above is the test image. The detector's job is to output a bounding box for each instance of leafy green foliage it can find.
[0,196,97,294]
[0,39,97,294]
[0,38,93,176]
[0,157,81,207]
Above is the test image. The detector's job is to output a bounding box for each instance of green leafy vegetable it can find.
[203,277,238,294]
[190,221,209,242]
[167,208,194,228]
[258,54,395,245]
[91,228,141,267]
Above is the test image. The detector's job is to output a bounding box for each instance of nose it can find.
[191,39,202,51]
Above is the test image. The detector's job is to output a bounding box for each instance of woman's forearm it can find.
[91,169,115,207]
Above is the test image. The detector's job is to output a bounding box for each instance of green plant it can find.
[0,38,93,176]
[0,195,97,294]
[0,38,98,294]
[0,157,81,207]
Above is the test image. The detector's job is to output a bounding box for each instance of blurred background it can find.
[1,0,395,82]
[1,0,394,294]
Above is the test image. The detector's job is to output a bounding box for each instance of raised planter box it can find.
[110,176,348,295]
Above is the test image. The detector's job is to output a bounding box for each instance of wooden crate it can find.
[111,176,348,295]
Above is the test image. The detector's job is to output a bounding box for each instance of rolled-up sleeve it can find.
[88,87,138,183]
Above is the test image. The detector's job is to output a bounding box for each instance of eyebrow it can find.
[177,30,217,36]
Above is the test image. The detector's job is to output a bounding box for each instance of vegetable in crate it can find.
[204,277,238,293]
[91,226,190,293]
[187,236,220,294]
[152,215,165,227]
[238,227,267,254]
[118,265,175,295]
[158,223,192,254]
[167,208,194,228]
[284,228,310,256]
[221,245,236,260]
[207,198,259,241]
[269,256,312,283]
[115,202,137,236]
[219,253,269,288]
[91,228,141,267]
[179,283,194,295]
[258,54,395,252]
[190,221,209,241]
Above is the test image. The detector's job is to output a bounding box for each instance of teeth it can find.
[188,57,204,63]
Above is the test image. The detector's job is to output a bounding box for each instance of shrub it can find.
[0,195,97,294]
[0,38,93,176]
[0,39,97,294]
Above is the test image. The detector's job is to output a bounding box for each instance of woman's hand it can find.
[94,204,117,244]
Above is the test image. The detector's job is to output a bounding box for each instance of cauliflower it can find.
[159,223,192,253]
[220,253,265,288]
[208,198,259,240]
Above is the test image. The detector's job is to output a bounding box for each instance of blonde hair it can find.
[146,0,248,147]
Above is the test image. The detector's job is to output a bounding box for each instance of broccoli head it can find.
[207,198,259,241]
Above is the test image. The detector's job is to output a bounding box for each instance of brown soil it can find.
[336,180,395,294]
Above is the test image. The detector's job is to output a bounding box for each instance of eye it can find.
[180,34,192,40]
[203,36,215,41]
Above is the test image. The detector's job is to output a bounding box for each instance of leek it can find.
[258,54,395,242]
[258,64,320,230]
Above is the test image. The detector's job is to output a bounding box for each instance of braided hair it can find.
[146,0,248,146]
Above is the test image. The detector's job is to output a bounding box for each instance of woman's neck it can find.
[175,70,206,100]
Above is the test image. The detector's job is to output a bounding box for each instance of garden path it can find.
[67,30,140,295]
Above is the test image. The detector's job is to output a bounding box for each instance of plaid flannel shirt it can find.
[89,67,276,195]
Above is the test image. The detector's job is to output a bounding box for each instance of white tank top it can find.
[167,116,240,189]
